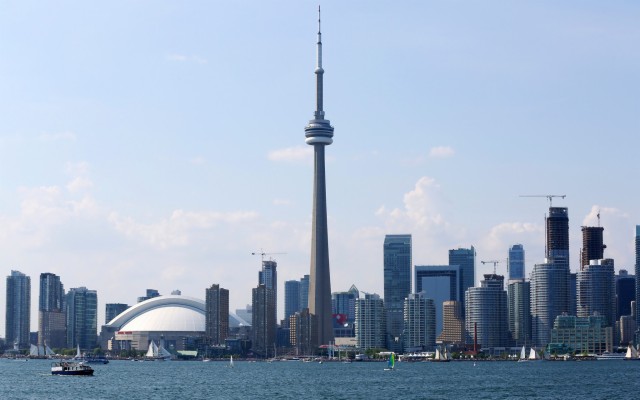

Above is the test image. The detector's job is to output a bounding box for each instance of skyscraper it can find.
[284,280,301,320]
[39,272,66,348]
[616,269,635,319]
[6,270,31,348]
[438,300,465,345]
[383,234,412,353]
[465,274,509,349]
[449,246,475,317]
[299,274,310,311]
[403,293,435,352]
[507,279,531,345]
[415,265,461,338]
[252,284,276,358]
[205,284,229,345]
[547,207,570,268]
[508,244,525,280]
[305,7,334,347]
[66,287,98,350]
[355,293,386,351]
[259,260,277,325]
[581,226,605,269]
[635,226,640,323]
[105,303,128,324]
[577,260,615,327]
[530,262,570,347]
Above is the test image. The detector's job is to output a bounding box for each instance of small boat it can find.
[432,346,451,362]
[384,353,395,371]
[624,345,639,360]
[517,346,528,362]
[51,361,94,376]
[229,355,234,368]
[597,352,625,361]
[528,348,541,361]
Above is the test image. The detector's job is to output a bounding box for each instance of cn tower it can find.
[305,6,334,347]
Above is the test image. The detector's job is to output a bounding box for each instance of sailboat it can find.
[624,344,639,360]
[229,355,235,368]
[384,353,395,371]
[145,340,172,361]
[528,348,541,361]
[432,346,451,362]
[517,346,528,362]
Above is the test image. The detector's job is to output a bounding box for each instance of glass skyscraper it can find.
[507,279,531,346]
[415,265,461,338]
[66,287,98,350]
[616,270,635,319]
[39,272,66,348]
[449,246,475,317]
[383,234,412,353]
[284,280,301,320]
[355,293,386,351]
[508,244,525,280]
[577,260,615,327]
[259,260,277,325]
[6,270,31,349]
[252,284,276,358]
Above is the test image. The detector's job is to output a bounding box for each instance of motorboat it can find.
[51,361,94,376]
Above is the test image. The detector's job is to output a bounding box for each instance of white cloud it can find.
[66,177,93,193]
[38,131,76,142]
[429,146,455,158]
[267,146,313,163]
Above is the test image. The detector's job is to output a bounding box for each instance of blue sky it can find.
[1,1,639,331]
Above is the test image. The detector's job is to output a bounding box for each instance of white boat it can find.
[432,346,450,362]
[528,348,541,361]
[51,361,94,376]
[517,346,528,362]
[624,345,639,360]
[597,352,626,360]
[145,340,172,361]
[229,355,234,368]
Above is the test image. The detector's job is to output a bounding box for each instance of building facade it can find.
[415,265,461,338]
[581,226,605,269]
[508,244,525,280]
[507,279,531,346]
[449,247,475,317]
[530,262,570,347]
[355,294,386,351]
[6,270,31,349]
[438,300,465,345]
[105,303,129,324]
[289,308,316,356]
[38,272,66,348]
[549,314,612,355]
[616,269,635,320]
[252,284,276,358]
[205,284,229,345]
[635,226,640,323]
[465,274,509,349]
[66,287,98,350]
[383,234,412,353]
[577,260,615,327]
[284,280,300,320]
[403,293,435,352]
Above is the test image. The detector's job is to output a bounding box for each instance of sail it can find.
[434,347,441,360]
[626,346,633,359]
[529,348,538,360]
[45,345,55,356]
[30,344,39,356]
[76,344,81,358]
[387,353,395,369]
[158,345,172,359]
[520,346,526,360]
[632,345,639,359]
[146,341,158,357]
[230,355,234,367]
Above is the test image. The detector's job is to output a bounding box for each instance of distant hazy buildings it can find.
[105,303,128,325]
[39,273,66,348]
[355,293,385,351]
[66,287,98,350]
[6,270,31,348]
[507,279,531,345]
[252,284,276,358]
[619,315,636,345]
[415,265,460,338]
[403,293,435,352]
[616,270,635,319]
[205,284,229,345]
[465,274,509,349]
[577,260,615,327]
[137,289,160,303]
[383,234,412,353]
[508,244,525,280]
[449,247,475,317]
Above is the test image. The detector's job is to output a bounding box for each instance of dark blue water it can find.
[1,358,638,399]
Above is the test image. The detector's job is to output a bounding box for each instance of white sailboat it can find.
[229,355,234,368]
[528,348,541,361]
[624,344,639,360]
[517,346,528,362]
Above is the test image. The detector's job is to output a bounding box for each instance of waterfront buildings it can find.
[438,300,465,345]
[284,280,300,320]
[508,244,525,280]
[465,274,509,348]
[205,284,229,345]
[105,303,128,324]
[577,260,615,326]
[616,270,635,319]
[507,279,531,345]
[403,293,435,352]
[252,284,276,358]
[549,314,613,355]
[383,234,412,353]
[355,293,385,351]
[581,226,605,269]
[305,9,335,347]
[289,308,316,356]
[6,270,31,349]
[415,265,461,338]
[66,287,98,350]
[449,247,475,318]
[38,272,66,348]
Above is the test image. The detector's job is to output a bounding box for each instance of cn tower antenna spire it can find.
[315,5,324,118]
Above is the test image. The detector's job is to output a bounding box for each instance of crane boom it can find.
[519,194,566,207]
[480,260,501,275]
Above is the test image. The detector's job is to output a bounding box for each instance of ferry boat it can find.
[51,361,94,376]
[596,352,626,361]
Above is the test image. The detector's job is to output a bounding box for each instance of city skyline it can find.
[1,2,639,332]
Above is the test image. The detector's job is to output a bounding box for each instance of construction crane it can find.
[251,249,286,263]
[481,260,501,275]
[519,194,566,207]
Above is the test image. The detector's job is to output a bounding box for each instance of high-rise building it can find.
[403,293,435,352]
[507,279,531,345]
[383,234,412,353]
[300,274,310,311]
[105,303,128,324]
[415,265,461,338]
[635,226,640,323]
[570,272,577,316]
[205,284,229,345]
[332,284,359,323]
[449,247,475,317]
[620,315,636,345]
[530,262,570,347]
[285,280,301,320]
[304,7,335,347]
[508,244,525,280]
[438,300,465,345]
[289,308,316,356]
[259,260,277,325]
[137,289,160,303]
[6,270,31,348]
[38,272,66,348]
[355,293,385,351]
[547,207,570,268]
[577,260,615,327]
[581,226,605,269]
[616,269,635,319]
[66,287,98,350]
[465,274,509,349]
[252,284,276,358]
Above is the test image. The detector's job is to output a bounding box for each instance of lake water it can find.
[1,358,638,399]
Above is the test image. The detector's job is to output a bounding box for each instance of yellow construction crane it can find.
[519,194,566,207]
[481,260,501,275]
